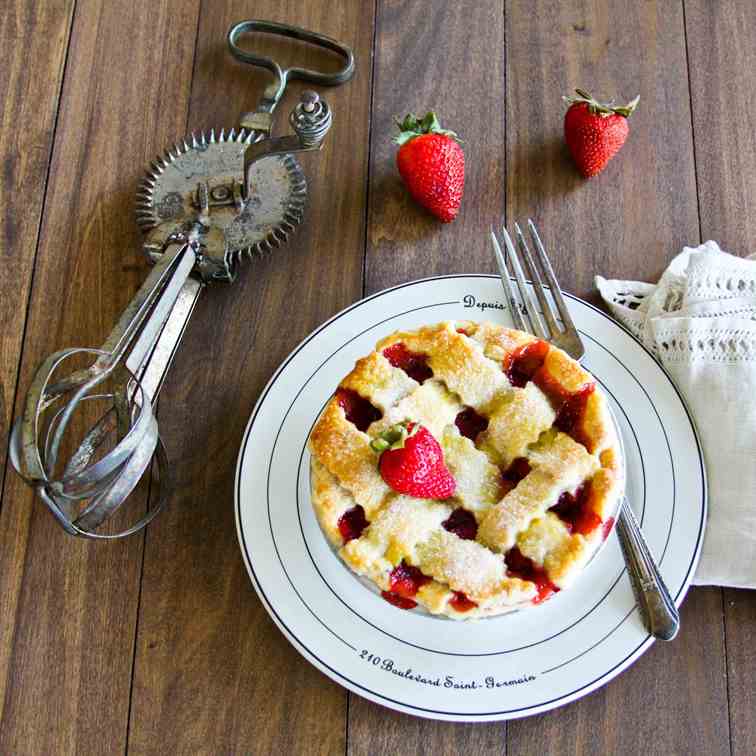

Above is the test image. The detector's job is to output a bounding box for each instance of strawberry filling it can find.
[382,343,433,384]
[381,591,418,610]
[454,407,488,441]
[505,546,559,604]
[501,457,531,495]
[388,561,432,598]
[504,340,595,450]
[601,516,616,541]
[449,591,477,612]
[504,340,550,387]
[382,561,432,609]
[549,482,602,536]
[442,507,478,540]
[535,371,596,451]
[336,388,381,432]
[337,505,369,543]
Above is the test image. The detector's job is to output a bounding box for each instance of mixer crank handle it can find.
[243,90,333,201]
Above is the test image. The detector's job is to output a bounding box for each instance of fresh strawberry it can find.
[370,421,456,499]
[394,112,464,222]
[563,89,639,177]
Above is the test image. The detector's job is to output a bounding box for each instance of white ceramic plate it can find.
[235,275,706,722]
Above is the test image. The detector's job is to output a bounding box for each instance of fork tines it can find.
[489,219,584,360]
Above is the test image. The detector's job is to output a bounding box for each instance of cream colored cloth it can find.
[596,241,756,588]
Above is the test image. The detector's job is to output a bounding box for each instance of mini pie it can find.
[308,321,623,619]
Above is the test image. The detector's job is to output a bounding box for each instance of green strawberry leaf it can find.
[393,111,462,145]
[369,420,418,453]
[563,89,639,118]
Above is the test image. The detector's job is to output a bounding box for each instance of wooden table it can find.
[1,1,754,753]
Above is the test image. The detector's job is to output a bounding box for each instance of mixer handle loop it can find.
[228,19,354,93]
[228,19,354,132]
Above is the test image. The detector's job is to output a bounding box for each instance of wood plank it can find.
[0,2,200,753]
[349,0,508,750]
[724,590,756,756]
[505,1,729,753]
[349,704,507,756]
[126,1,374,752]
[684,0,756,255]
[0,1,73,497]
[684,2,756,753]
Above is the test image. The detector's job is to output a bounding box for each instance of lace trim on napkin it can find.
[596,243,756,357]
[652,325,756,363]
[594,278,655,341]
[686,251,756,304]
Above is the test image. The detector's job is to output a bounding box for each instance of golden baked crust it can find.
[308,321,623,619]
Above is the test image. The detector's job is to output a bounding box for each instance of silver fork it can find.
[490,219,679,641]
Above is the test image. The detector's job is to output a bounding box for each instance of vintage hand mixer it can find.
[9,20,354,538]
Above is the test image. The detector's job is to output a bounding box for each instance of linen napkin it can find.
[596,241,756,589]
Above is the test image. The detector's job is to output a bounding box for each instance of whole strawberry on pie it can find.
[563,88,639,177]
[394,112,465,222]
[308,321,623,619]
[370,421,456,500]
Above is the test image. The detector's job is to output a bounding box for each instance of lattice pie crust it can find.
[308,321,623,619]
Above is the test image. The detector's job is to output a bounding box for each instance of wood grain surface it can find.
[0,1,75,739]
[685,3,756,755]
[0,1,200,753]
[0,0,74,486]
[0,1,754,753]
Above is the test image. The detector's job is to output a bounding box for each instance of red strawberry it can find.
[370,422,456,499]
[563,89,639,177]
[394,112,464,222]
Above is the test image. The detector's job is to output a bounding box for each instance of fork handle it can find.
[616,499,680,641]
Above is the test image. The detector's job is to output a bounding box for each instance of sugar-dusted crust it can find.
[477,430,601,555]
[308,321,624,619]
